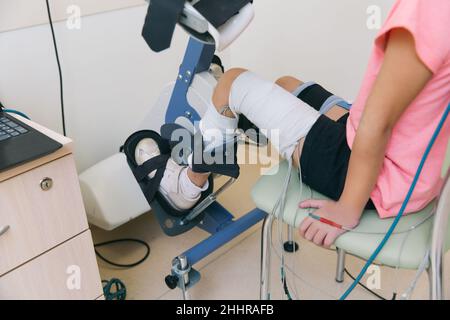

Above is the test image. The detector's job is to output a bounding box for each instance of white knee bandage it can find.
[229,71,321,159]
[198,103,239,152]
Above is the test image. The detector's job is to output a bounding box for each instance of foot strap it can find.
[122,129,215,237]
[294,82,352,113]
[161,123,241,179]
[123,130,171,204]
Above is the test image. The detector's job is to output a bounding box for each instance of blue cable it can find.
[340,102,450,300]
[3,109,31,120]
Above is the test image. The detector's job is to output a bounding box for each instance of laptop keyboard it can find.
[0,116,29,142]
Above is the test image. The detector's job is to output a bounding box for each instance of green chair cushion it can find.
[251,161,445,270]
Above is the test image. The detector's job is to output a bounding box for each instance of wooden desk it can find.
[0,116,102,299]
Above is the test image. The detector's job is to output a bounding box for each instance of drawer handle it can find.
[40,177,54,191]
[0,225,10,237]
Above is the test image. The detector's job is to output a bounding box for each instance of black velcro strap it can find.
[134,154,170,203]
[141,160,167,203]
[161,123,192,149]
[133,154,170,182]
[161,123,240,179]
[142,0,186,52]
[297,84,334,111]
[191,138,240,179]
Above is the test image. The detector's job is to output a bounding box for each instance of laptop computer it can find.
[0,110,62,172]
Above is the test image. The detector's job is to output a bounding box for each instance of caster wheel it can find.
[165,275,179,290]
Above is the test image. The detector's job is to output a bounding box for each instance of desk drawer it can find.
[0,230,102,300]
[0,155,88,275]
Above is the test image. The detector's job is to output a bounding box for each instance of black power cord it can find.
[45,0,67,136]
[95,237,150,301]
[282,274,293,300]
[45,1,151,298]
[281,266,396,301]
[94,238,150,268]
[344,268,396,300]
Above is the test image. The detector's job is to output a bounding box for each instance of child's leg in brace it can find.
[139,69,348,211]
[273,75,350,166]
[194,69,349,175]
[203,68,321,161]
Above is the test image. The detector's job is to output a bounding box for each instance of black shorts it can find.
[296,84,375,210]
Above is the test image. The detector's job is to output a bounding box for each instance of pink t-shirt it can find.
[347,0,450,218]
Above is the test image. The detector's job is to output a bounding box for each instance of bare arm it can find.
[340,28,433,215]
[299,28,434,247]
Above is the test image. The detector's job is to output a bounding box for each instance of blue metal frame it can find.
[197,202,234,234]
[165,37,266,270]
[165,38,215,124]
[184,208,266,266]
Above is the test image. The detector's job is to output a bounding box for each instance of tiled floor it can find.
[91,146,449,300]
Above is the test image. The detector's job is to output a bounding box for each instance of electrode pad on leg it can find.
[229,71,320,159]
[296,83,333,110]
[295,83,351,113]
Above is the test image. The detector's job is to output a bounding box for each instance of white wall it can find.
[0,0,394,172]
[228,0,394,98]
[0,0,144,32]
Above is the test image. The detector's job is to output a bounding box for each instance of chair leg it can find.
[427,171,450,300]
[283,225,299,253]
[428,249,444,300]
[177,255,191,300]
[260,214,274,300]
[335,248,346,283]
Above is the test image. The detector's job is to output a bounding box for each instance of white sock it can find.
[229,71,321,159]
[178,167,209,199]
[136,138,209,210]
